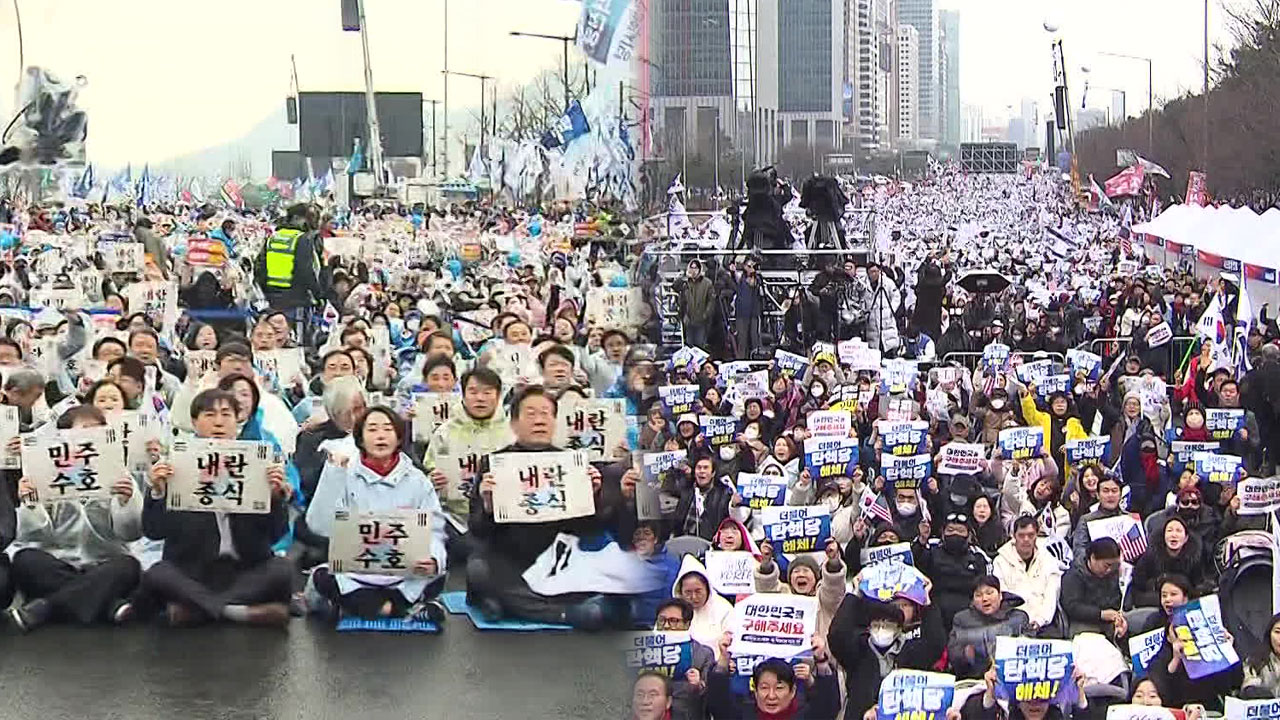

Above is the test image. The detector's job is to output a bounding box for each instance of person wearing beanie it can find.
[754,539,846,644]
[1018,380,1087,484]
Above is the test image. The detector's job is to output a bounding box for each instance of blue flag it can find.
[542,101,592,149]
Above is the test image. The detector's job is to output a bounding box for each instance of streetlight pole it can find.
[443,70,493,164]
[443,0,449,179]
[1099,51,1154,156]
[11,0,23,73]
[423,99,441,179]
[510,31,577,111]
[355,0,386,186]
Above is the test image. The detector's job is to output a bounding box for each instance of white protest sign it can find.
[29,287,86,311]
[328,509,435,576]
[807,410,852,438]
[0,405,18,470]
[412,392,458,443]
[124,281,178,329]
[705,550,756,596]
[586,287,645,329]
[490,450,595,524]
[729,593,818,659]
[1105,706,1176,720]
[106,409,157,473]
[99,241,145,274]
[255,348,306,387]
[167,438,274,514]
[936,442,985,475]
[1239,476,1280,515]
[1225,697,1280,720]
[1146,321,1173,348]
[21,426,125,503]
[839,341,881,370]
[183,350,218,384]
[554,397,626,461]
[860,542,914,570]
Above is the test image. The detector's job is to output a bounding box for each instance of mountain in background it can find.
[149,107,297,179]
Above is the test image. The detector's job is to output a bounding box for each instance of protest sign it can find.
[0,405,18,470]
[167,438,273,513]
[255,347,306,387]
[802,437,860,479]
[884,397,915,422]
[21,427,125,503]
[760,505,832,555]
[1169,441,1218,475]
[858,562,929,605]
[994,637,1076,705]
[658,384,700,418]
[982,343,1011,372]
[1238,476,1280,515]
[876,670,956,720]
[328,509,434,576]
[1066,348,1103,382]
[1064,436,1111,465]
[1145,322,1173,348]
[554,397,626,461]
[1170,594,1240,679]
[1193,452,1245,484]
[705,550,756,596]
[1016,359,1055,386]
[729,593,818,660]
[490,450,595,524]
[1105,706,1176,720]
[669,346,710,375]
[489,343,536,389]
[773,349,810,379]
[434,436,493,501]
[812,342,837,367]
[106,409,156,473]
[1225,697,1280,719]
[724,371,770,414]
[878,420,929,456]
[641,450,686,488]
[1087,514,1147,562]
[807,410,852,438]
[124,281,177,329]
[29,287,86,311]
[881,454,932,490]
[1036,374,1072,398]
[585,287,644,329]
[455,308,497,345]
[699,415,737,448]
[880,361,919,395]
[1128,627,1165,679]
[412,392,458,442]
[860,542,914,569]
[1206,409,1246,441]
[936,442,985,476]
[624,631,694,678]
[183,350,218,384]
[999,426,1045,460]
[840,341,881,370]
[98,241,145,274]
[737,472,788,510]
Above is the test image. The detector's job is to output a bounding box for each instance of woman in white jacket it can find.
[7,405,144,631]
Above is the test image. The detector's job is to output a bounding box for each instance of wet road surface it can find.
[0,617,630,720]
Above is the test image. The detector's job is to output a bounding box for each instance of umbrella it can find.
[957,269,1012,295]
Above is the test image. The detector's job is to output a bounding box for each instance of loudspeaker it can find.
[1054,86,1067,130]
[1045,120,1056,159]
[341,0,360,31]
[286,97,298,125]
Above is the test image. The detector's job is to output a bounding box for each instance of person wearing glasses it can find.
[650,598,715,720]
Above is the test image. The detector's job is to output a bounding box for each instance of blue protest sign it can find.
[999,426,1045,460]
[1169,440,1219,476]
[1171,595,1241,679]
[1064,436,1110,465]
[860,542,914,569]
[730,654,808,698]
[878,420,929,456]
[879,361,920,395]
[658,384,700,418]
[736,472,788,510]
[1205,409,1246,442]
[641,450,686,486]
[1193,452,1245,484]
[881,454,933,490]
[1036,374,1072,398]
[1225,697,1280,719]
[1128,627,1165,679]
[994,637,1076,706]
[1065,349,1103,382]
[1016,359,1055,386]
[803,437,860,480]
[858,562,929,605]
[669,346,710,374]
[624,631,693,678]
[700,415,738,448]
[982,343,1011,372]
[876,670,956,720]
[773,349,810,379]
[760,506,832,555]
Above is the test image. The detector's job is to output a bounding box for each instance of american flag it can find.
[1119,519,1148,563]
[1118,205,1134,258]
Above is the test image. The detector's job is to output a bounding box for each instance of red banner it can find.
[1104,165,1146,197]
[1186,171,1208,206]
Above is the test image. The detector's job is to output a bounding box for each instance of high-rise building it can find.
[895,24,918,141]
[896,0,937,140]
[845,0,897,154]
[777,0,844,150]
[1019,98,1040,149]
[960,103,983,143]
[1110,90,1126,126]
[645,0,780,167]
[938,9,960,146]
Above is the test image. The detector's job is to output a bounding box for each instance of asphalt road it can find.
[0,616,631,720]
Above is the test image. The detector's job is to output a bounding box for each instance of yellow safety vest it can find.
[264,228,303,290]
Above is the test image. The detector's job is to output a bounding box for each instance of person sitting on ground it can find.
[1060,537,1127,640]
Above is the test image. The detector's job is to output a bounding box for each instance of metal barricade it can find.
[1086,335,1198,379]
[940,351,1067,374]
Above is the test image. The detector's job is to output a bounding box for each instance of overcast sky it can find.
[943,0,1243,122]
[0,0,581,166]
[0,0,1248,164]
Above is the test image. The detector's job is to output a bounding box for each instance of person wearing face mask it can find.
[915,514,989,631]
[946,575,1030,679]
[1119,430,1170,517]
[830,599,944,720]
[973,389,1015,446]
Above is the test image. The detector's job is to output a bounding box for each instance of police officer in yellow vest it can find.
[256,204,326,312]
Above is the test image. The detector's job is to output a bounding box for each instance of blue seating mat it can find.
[437,591,571,632]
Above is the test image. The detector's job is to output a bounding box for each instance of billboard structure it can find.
[297,91,424,160]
